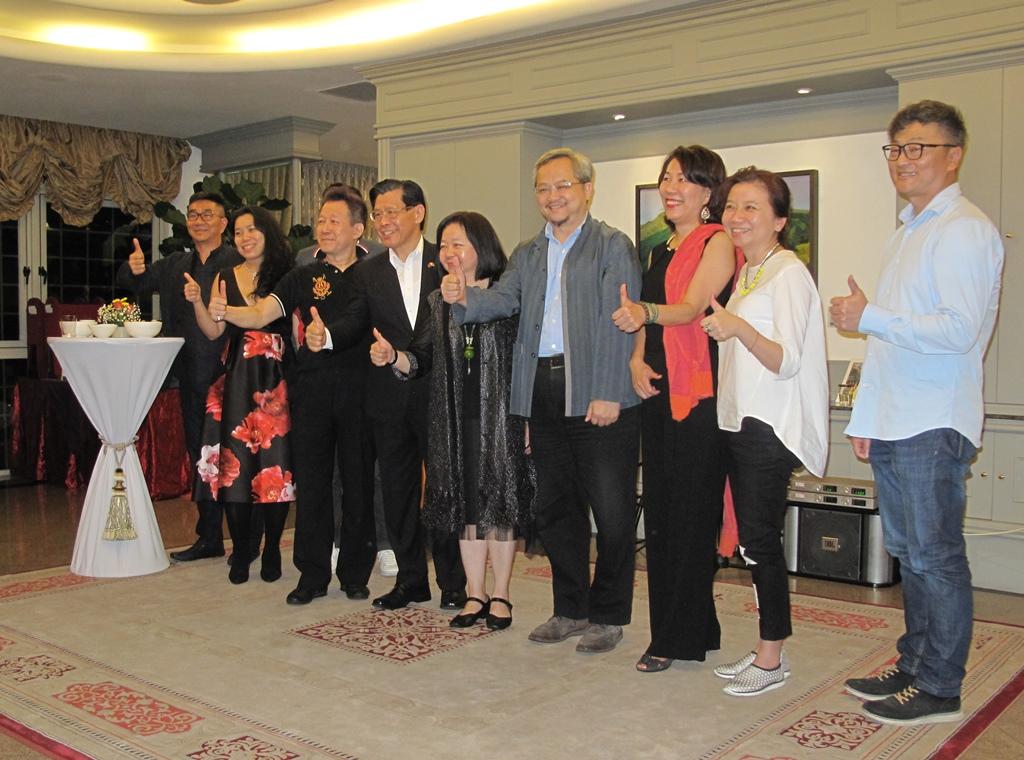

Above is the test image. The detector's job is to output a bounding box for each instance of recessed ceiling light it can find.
[797,87,813,95]
[613,113,626,121]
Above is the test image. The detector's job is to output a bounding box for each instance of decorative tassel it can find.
[102,467,137,541]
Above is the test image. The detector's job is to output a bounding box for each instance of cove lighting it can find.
[797,87,813,95]
[234,0,551,53]
[46,25,148,52]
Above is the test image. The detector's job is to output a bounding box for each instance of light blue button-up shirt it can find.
[538,220,584,357]
[846,183,1004,447]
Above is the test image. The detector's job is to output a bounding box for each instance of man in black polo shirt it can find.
[212,185,377,604]
[117,191,242,561]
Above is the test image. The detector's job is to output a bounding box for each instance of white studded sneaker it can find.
[723,662,789,697]
[714,650,791,680]
[377,549,399,577]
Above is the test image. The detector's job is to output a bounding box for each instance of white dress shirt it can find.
[390,236,425,329]
[716,250,829,476]
[846,183,1003,447]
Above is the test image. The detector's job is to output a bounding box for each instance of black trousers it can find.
[290,368,377,592]
[181,380,222,543]
[371,397,464,593]
[641,394,724,660]
[528,360,640,625]
[725,417,800,641]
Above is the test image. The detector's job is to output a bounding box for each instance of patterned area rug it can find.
[0,549,1021,760]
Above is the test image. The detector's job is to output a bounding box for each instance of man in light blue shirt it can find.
[830,100,1004,726]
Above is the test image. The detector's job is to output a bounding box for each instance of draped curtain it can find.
[221,163,292,231]
[300,160,377,227]
[0,115,191,226]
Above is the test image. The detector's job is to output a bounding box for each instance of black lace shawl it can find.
[418,291,535,535]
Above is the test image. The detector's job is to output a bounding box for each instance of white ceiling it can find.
[0,0,734,166]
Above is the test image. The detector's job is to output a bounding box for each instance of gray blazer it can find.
[455,216,641,417]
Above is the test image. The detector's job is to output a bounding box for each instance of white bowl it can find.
[125,321,162,338]
[76,320,96,337]
[91,323,116,338]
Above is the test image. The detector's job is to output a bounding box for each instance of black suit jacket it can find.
[327,240,440,420]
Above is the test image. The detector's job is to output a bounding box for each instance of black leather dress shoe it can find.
[170,539,225,562]
[372,584,431,610]
[440,589,468,610]
[341,584,370,600]
[285,587,327,605]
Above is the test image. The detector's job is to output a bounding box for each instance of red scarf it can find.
[663,223,726,421]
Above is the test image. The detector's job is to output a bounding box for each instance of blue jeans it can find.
[870,429,976,698]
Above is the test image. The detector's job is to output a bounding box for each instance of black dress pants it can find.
[528,360,640,625]
[291,368,377,592]
[371,399,464,593]
[726,417,800,641]
[181,380,223,543]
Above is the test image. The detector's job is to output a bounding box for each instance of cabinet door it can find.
[966,429,994,520]
[996,66,1024,404]
[991,422,1024,525]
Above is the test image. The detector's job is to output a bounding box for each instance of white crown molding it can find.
[388,120,562,148]
[190,116,334,148]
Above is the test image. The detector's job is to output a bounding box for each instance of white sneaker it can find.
[723,662,789,697]
[714,650,791,680]
[377,549,398,577]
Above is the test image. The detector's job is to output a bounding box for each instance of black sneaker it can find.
[863,686,963,725]
[845,666,915,700]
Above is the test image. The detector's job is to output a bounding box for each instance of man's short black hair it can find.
[187,191,227,213]
[888,100,967,147]
[369,179,427,230]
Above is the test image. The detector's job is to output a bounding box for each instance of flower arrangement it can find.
[97,298,141,326]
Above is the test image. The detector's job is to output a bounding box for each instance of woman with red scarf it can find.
[613,145,741,672]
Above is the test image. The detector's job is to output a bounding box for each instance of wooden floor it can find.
[1,480,1022,760]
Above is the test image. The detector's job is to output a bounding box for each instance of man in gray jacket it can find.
[442,148,641,653]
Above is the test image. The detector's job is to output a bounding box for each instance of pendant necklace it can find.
[462,324,476,374]
[738,242,781,295]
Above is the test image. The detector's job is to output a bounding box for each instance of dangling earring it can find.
[700,205,710,223]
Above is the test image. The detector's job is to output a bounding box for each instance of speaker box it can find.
[784,503,897,587]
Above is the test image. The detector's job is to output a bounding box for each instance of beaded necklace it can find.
[462,324,476,374]
[737,242,781,295]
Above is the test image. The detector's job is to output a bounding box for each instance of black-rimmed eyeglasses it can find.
[882,143,958,161]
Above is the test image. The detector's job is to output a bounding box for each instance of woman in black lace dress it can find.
[369,212,534,630]
[187,205,295,585]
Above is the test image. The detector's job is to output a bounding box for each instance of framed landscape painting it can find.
[634,169,818,281]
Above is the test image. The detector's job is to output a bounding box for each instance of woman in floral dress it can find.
[186,205,296,584]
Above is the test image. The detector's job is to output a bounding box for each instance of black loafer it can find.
[440,589,468,610]
[341,584,370,600]
[372,584,431,610]
[170,539,225,562]
[286,586,327,605]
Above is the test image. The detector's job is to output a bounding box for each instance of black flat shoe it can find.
[635,652,673,673]
[260,546,282,583]
[439,589,468,610]
[341,584,370,600]
[485,597,513,630]
[449,596,490,627]
[170,539,225,562]
[372,583,431,610]
[286,586,327,605]
[228,555,250,585]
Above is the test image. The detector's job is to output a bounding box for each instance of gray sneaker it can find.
[528,615,589,643]
[575,623,623,653]
[714,650,791,680]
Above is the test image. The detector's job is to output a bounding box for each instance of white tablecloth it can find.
[48,337,184,577]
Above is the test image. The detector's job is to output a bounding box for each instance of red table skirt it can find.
[10,378,192,500]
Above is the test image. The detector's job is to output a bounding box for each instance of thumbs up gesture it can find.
[128,237,146,275]
[182,272,201,303]
[612,282,645,333]
[305,306,328,352]
[208,278,228,322]
[828,275,868,332]
[699,297,739,342]
[441,253,466,305]
[369,327,396,367]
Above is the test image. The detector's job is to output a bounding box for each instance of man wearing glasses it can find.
[830,100,1004,725]
[117,191,242,562]
[441,148,641,654]
[306,179,466,611]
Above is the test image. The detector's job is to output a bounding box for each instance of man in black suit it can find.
[117,191,242,561]
[306,179,466,610]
